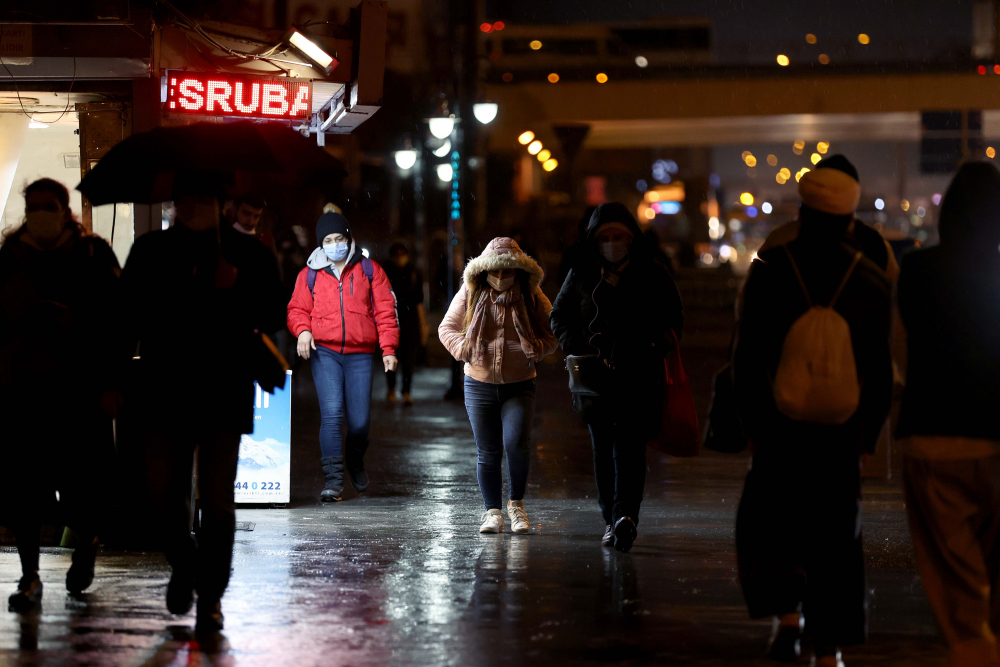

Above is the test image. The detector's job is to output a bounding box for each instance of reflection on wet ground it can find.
[0,365,947,666]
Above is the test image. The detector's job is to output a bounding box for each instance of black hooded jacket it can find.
[897,162,1000,442]
[550,203,684,386]
[734,215,892,457]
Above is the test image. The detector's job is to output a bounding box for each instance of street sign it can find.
[235,372,292,504]
[164,71,312,121]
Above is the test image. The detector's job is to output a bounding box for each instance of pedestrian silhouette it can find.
[0,178,120,612]
[117,171,286,632]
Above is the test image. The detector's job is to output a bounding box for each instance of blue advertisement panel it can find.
[235,371,291,503]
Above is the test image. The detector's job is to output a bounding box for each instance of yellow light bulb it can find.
[776,54,790,66]
[745,155,757,167]
[858,33,870,45]
[817,141,829,154]
[527,140,542,155]
[596,73,608,83]
[536,149,551,162]
[810,153,822,165]
[988,146,996,159]
[518,131,535,145]
[547,73,559,83]
[529,40,542,50]
[542,159,558,171]
[740,192,754,206]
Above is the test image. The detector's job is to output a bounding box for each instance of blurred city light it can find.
[806,34,817,44]
[647,190,661,202]
[819,54,830,64]
[436,164,453,182]
[795,167,810,182]
[777,54,790,66]
[493,21,505,31]
[988,146,997,158]
[810,153,822,165]
[719,245,734,260]
[394,150,417,170]
[744,154,757,167]
[767,154,778,166]
[547,73,560,83]
[701,252,715,265]
[536,149,551,162]
[502,72,514,82]
[761,202,773,214]
[480,23,493,33]
[932,193,942,205]
[901,199,910,211]
[730,219,742,231]
[530,40,542,50]
[776,173,788,184]
[527,140,543,155]
[917,206,926,217]
[793,140,805,155]
[708,217,720,230]
[635,55,648,67]
[858,33,870,45]
[473,102,498,124]
[596,73,609,83]
[518,131,535,145]
[432,139,452,157]
[746,206,758,218]
[636,179,648,192]
[979,65,988,75]
[739,192,754,206]
[429,117,455,139]
[817,142,830,154]
[542,159,558,171]
[874,198,885,210]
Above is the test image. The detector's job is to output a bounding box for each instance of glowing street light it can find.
[284,27,338,75]
[473,102,498,124]
[740,192,754,206]
[527,140,543,155]
[429,117,456,139]
[436,164,453,182]
[542,159,558,171]
[536,149,551,162]
[518,131,535,145]
[394,149,417,170]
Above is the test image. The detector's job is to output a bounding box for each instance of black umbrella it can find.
[77,121,345,205]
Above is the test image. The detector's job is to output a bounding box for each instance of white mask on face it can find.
[25,210,67,245]
[600,241,629,264]
[487,274,515,292]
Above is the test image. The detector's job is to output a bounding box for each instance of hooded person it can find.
[759,154,899,280]
[438,238,558,535]
[549,202,684,552]
[732,157,893,665]
[897,161,1000,667]
[287,204,400,502]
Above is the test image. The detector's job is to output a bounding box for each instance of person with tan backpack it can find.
[732,155,893,667]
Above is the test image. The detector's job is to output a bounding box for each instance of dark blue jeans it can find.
[311,347,374,459]
[464,376,536,510]
[588,410,647,526]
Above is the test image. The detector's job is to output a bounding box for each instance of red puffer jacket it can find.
[287,258,400,356]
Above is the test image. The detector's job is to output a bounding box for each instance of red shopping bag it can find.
[648,332,701,457]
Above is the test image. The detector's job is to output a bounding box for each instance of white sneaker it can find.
[479,508,504,534]
[507,499,530,534]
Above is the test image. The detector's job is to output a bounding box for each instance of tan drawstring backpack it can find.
[772,247,863,425]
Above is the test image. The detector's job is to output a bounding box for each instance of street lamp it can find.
[394,149,417,170]
[283,27,338,76]
[436,164,454,182]
[429,117,456,139]
[472,102,498,124]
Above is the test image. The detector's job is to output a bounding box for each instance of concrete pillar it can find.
[0,114,29,233]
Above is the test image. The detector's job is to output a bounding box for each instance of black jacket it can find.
[0,226,120,404]
[897,162,1000,442]
[734,233,892,456]
[119,223,286,434]
[550,203,684,387]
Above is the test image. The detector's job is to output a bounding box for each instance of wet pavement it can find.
[1,360,948,666]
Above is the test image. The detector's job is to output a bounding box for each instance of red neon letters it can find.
[166,72,312,121]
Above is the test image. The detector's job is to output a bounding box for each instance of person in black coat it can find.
[897,161,1000,667]
[1,179,120,611]
[733,156,892,667]
[383,242,427,405]
[117,172,286,632]
[550,202,683,552]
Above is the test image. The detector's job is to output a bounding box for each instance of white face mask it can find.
[25,210,67,245]
[233,222,255,235]
[487,274,515,292]
[600,241,629,264]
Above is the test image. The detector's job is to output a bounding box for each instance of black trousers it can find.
[145,431,240,602]
[588,415,647,526]
[386,326,419,395]
[736,453,867,648]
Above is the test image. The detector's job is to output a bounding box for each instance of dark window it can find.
[608,27,711,53]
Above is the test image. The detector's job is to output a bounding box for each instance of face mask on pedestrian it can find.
[600,241,629,264]
[324,241,350,262]
[25,210,67,245]
[487,274,515,292]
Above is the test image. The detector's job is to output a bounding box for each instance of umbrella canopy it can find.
[77,121,345,205]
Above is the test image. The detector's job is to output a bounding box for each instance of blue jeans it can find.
[311,347,374,459]
[464,376,536,510]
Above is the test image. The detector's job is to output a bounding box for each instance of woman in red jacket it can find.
[287,205,400,501]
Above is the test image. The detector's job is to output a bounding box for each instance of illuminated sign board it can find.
[164,71,312,121]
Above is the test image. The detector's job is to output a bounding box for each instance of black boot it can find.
[613,516,637,553]
[195,597,224,633]
[320,456,344,502]
[345,448,369,492]
[66,536,99,594]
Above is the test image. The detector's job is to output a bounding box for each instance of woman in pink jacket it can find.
[439,238,558,534]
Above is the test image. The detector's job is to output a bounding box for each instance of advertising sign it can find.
[235,372,292,503]
[164,71,313,121]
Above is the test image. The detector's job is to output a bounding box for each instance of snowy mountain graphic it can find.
[238,436,288,470]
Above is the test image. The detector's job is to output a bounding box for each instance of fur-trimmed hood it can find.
[463,237,543,291]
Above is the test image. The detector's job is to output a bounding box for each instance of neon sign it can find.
[164,71,312,121]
